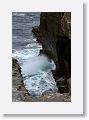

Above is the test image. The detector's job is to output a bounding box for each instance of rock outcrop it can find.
[12,58,30,102]
[32,12,71,93]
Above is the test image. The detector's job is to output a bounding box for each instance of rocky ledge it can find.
[12,58,28,102]
[12,58,71,102]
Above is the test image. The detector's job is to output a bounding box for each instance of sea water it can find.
[12,12,58,96]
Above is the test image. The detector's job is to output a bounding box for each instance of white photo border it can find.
[0,0,83,114]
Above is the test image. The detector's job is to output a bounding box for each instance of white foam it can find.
[25,42,42,49]
[23,71,58,96]
[13,38,57,96]
[21,55,57,96]
[13,13,25,17]
[21,55,55,75]
[12,48,41,61]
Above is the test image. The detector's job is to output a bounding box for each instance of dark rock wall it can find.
[38,12,71,78]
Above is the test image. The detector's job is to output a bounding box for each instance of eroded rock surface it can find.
[32,12,71,93]
[12,58,29,102]
[33,12,71,77]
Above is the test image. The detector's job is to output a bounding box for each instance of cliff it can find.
[32,12,71,93]
[32,12,71,78]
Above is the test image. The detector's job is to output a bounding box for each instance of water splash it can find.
[12,12,57,96]
[21,55,57,96]
[22,55,55,74]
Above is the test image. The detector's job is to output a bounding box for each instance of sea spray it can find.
[22,55,56,75]
[12,12,58,96]
[21,55,57,96]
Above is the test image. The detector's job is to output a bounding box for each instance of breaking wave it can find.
[12,12,58,96]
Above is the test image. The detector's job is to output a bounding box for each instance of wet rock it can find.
[32,26,39,36]
[32,26,42,42]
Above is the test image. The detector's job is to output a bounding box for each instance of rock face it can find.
[32,12,71,93]
[33,12,71,78]
[12,58,29,102]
